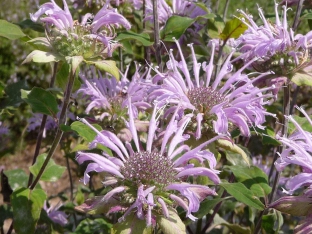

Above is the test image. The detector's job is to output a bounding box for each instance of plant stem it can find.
[29,66,76,190]
[254,83,291,234]
[152,0,162,72]
[27,62,58,187]
[222,0,231,21]
[292,0,304,31]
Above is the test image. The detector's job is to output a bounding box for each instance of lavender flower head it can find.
[234,2,312,76]
[75,102,221,226]
[275,106,312,195]
[150,39,274,139]
[30,0,131,58]
[77,65,151,140]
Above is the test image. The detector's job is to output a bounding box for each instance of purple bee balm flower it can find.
[150,39,275,138]
[234,2,312,77]
[30,0,130,58]
[44,201,68,226]
[275,106,312,195]
[75,101,222,225]
[76,65,152,141]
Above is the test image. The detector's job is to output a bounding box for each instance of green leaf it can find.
[0,79,29,108]
[116,31,153,46]
[21,87,58,117]
[29,153,66,182]
[227,165,272,197]
[111,212,152,234]
[207,15,225,39]
[70,121,103,142]
[74,218,112,234]
[11,188,47,234]
[17,19,45,32]
[288,115,312,135]
[22,50,61,64]
[56,62,70,90]
[86,60,120,80]
[161,15,195,42]
[219,16,248,40]
[291,70,312,86]
[0,204,13,228]
[156,208,186,234]
[262,212,276,234]
[66,55,84,75]
[254,127,281,146]
[300,12,312,20]
[217,139,250,166]
[220,182,265,210]
[4,169,29,191]
[0,20,26,40]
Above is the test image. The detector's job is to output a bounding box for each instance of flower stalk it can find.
[27,62,58,187]
[29,64,77,190]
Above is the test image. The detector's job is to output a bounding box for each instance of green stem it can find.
[27,62,58,187]
[29,66,76,190]
[254,83,291,234]
[222,0,231,21]
[152,0,162,72]
[292,0,304,31]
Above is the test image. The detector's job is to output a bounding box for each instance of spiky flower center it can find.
[120,151,177,188]
[187,87,226,115]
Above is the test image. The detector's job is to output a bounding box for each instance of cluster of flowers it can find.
[28,0,312,230]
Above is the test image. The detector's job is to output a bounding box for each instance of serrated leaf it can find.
[86,60,120,80]
[111,212,152,234]
[29,153,66,182]
[217,139,250,166]
[70,121,103,142]
[291,70,312,86]
[227,165,272,197]
[21,87,58,117]
[116,31,153,46]
[0,20,26,40]
[156,208,186,234]
[22,50,61,64]
[11,188,46,234]
[220,182,265,210]
[4,169,29,191]
[219,16,248,40]
[161,15,195,42]
[74,218,112,234]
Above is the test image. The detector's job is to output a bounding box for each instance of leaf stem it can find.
[29,65,76,190]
